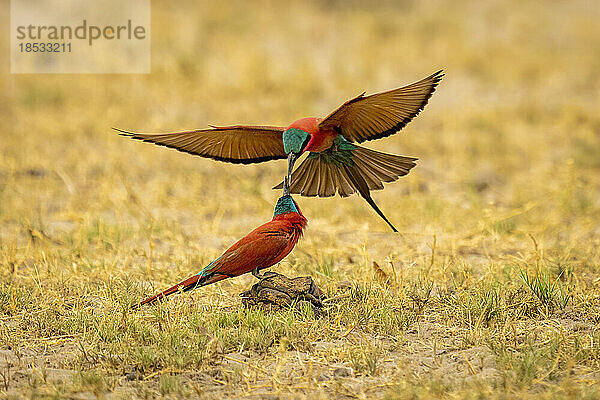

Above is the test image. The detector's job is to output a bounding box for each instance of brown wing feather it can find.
[318,70,443,143]
[115,125,286,164]
[302,158,320,197]
[332,165,355,197]
[321,163,337,197]
[273,146,417,197]
[273,156,340,197]
[351,147,417,188]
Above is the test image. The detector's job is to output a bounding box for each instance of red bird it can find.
[117,70,443,231]
[137,184,307,306]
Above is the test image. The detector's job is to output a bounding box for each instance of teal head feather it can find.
[282,128,309,154]
[274,195,299,216]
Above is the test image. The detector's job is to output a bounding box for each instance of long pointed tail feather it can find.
[135,271,231,308]
[341,163,399,232]
[136,274,204,308]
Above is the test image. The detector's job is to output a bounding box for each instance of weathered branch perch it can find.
[240,272,325,316]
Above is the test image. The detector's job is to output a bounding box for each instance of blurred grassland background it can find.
[1,0,599,398]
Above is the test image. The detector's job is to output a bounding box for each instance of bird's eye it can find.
[300,133,311,152]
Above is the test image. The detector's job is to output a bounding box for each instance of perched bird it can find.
[116,70,443,231]
[136,180,307,307]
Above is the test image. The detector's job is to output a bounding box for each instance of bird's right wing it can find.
[115,125,287,164]
[318,70,443,143]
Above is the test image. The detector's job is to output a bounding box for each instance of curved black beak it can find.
[287,152,297,183]
[282,176,290,196]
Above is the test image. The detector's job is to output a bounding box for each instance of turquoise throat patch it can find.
[283,128,309,154]
[274,195,299,216]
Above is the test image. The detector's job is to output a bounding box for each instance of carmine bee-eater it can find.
[117,70,443,231]
[136,179,306,307]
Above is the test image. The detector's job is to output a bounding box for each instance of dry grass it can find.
[1,0,600,398]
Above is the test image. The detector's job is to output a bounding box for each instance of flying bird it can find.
[116,70,443,231]
[136,180,307,307]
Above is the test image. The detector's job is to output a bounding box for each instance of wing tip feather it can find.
[355,69,444,143]
[113,127,136,137]
[319,68,444,144]
[115,125,287,164]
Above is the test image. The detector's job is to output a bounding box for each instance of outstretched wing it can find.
[115,125,287,164]
[318,70,443,143]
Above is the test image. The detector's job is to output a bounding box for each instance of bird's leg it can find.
[252,268,264,279]
[252,267,279,280]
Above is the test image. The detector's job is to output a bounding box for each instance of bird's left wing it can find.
[318,70,443,143]
[115,125,287,164]
[203,227,293,277]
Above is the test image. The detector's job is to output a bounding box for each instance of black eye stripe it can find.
[300,134,311,152]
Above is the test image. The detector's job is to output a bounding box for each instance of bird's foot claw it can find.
[240,272,325,316]
[252,269,280,280]
[258,271,279,280]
